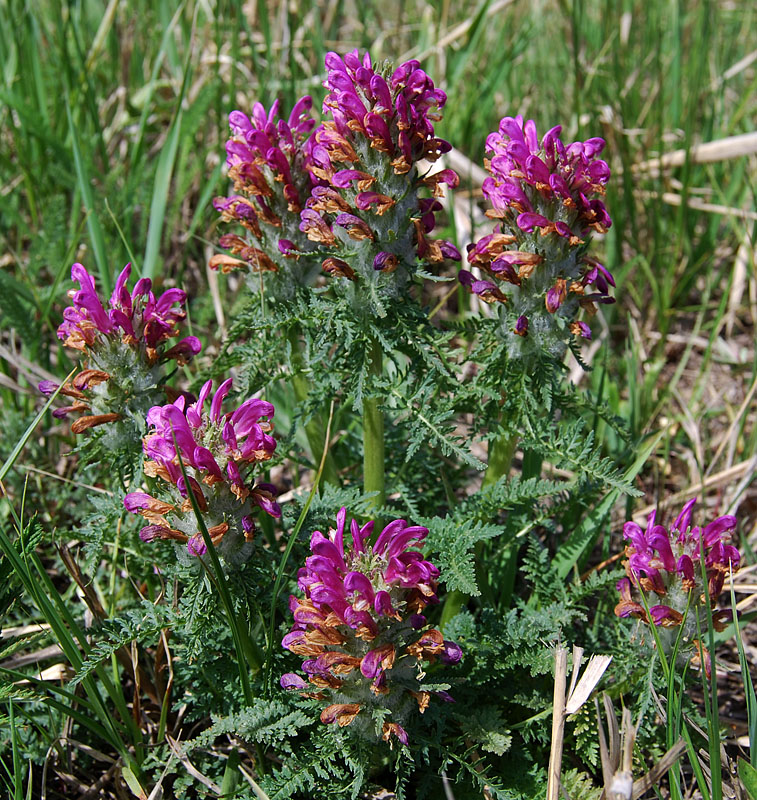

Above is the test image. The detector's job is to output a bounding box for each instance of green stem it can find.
[288,327,339,487]
[264,401,336,694]
[441,430,519,629]
[363,336,385,511]
[483,432,519,488]
[170,432,259,704]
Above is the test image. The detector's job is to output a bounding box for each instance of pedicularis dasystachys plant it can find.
[281,507,461,744]
[460,116,615,361]
[615,498,740,672]
[41,263,200,446]
[124,379,280,564]
[36,44,745,799]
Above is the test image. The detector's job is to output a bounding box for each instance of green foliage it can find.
[459,706,513,756]
[1,0,752,797]
[258,728,372,800]
[521,421,640,496]
[71,602,172,686]
[423,516,502,595]
[76,492,129,573]
[561,768,602,800]
[187,698,313,753]
[566,705,599,771]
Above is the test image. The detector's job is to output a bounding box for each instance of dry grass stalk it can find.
[725,234,752,338]
[596,693,686,800]
[565,652,613,715]
[205,242,227,336]
[238,762,272,799]
[548,645,612,800]
[446,147,489,188]
[547,646,568,800]
[632,459,757,521]
[642,191,757,221]
[166,734,221,793]
[633,132,757,173]
[704,378,757,480]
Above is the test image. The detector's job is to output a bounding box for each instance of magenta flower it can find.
[47,263,200,439]
[125,379,279,563]
[212,98,321,289]
[58,263,197,358]
[280,507,461,744]
[300,50,460,296]
[460,116,615,359]
[483,117,611,236]
[615,498,740,675]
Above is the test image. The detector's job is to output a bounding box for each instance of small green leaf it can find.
[739,760,757,800]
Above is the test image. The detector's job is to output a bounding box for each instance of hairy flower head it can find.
[45,263,200,444]
[615,498,740,675]
[125,379,279,564]
[300,50,460,312]
[461,116,614,361]
[212,98,322,295]
[281,507,461,745]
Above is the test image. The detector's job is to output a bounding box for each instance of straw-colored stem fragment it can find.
[547,646,568,800]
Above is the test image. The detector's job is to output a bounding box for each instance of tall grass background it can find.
[0,0,755,796]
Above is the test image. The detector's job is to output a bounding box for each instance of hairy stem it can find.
[441,430,519,628]
[363,336,385,511]
[483,432,519,488]
[288,327,339,487]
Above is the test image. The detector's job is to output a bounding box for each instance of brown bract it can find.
[320,703,361,727]
[71,413,121,434]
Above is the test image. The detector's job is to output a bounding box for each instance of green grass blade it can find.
[553,430,664,579]
[730,578,757,765]
[65,99,111,295]
[0,372,74,484]
[141,8,195,281]
[739,760,757,800]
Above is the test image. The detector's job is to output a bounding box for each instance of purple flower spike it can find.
[462,116,615,356]
[299,49,459,290]
[281,508,460,743]
[57,263,193,362]
[213,96,319,286]
[616,498,741,673]
[48,263,199,443]
[126,379,279,563]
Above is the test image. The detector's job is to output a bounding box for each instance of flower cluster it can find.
[460,116,614,360]
[43,263,200,442]
[281,508,461,745]
[615,498,740,672]
[300,50,460,305]
[212,97,321,295]
[124,379,280,564]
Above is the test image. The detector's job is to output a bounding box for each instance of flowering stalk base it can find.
[363,337,385,511]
